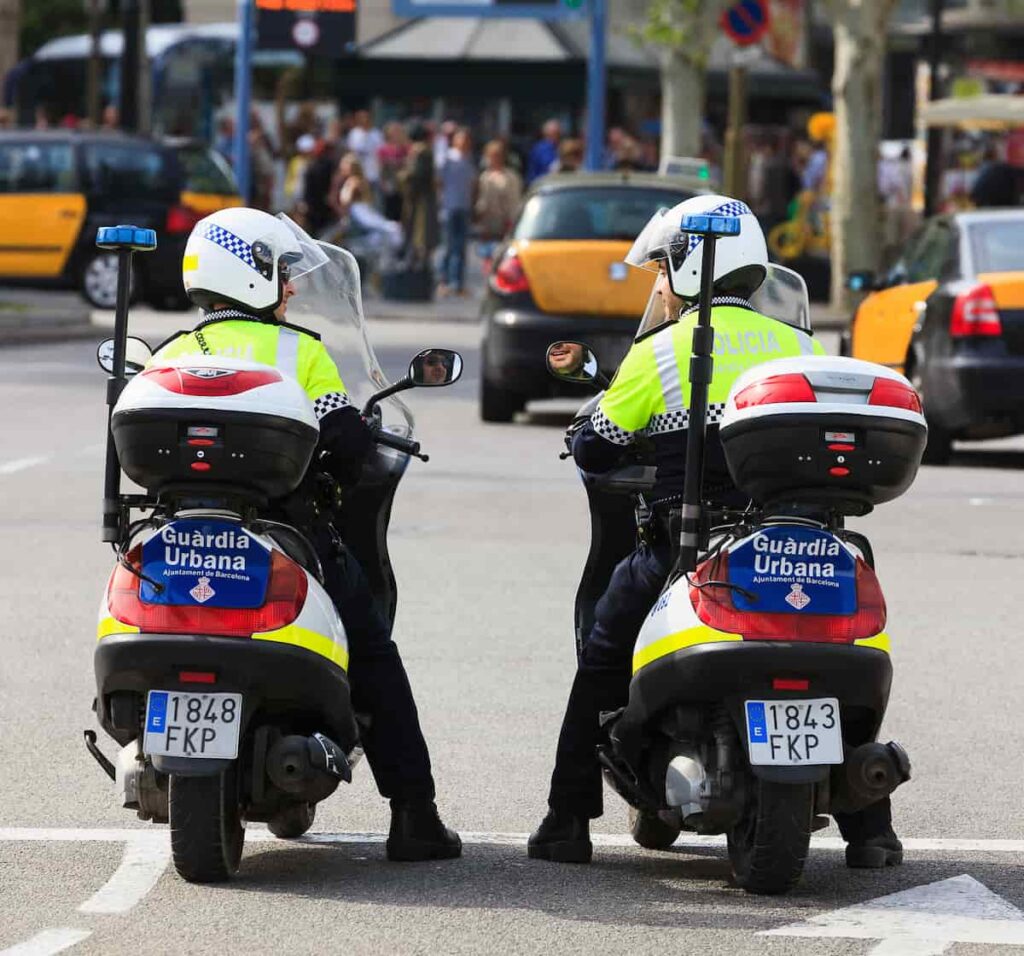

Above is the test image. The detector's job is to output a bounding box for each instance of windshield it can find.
[279,215,413,436]
[634,263,812,339]
[514,187,694,242]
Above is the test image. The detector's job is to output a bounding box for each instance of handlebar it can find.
[373,428,429,462]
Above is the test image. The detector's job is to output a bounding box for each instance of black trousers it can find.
[313,528,436,804]
[547,543,894,842]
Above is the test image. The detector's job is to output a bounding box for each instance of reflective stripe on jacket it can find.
[154,318,351,421]
[592,305,824,445]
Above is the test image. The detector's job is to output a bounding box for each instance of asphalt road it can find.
[1,310,1023,956]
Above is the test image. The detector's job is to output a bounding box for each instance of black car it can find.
[0,130,240,309]
[479,173,700,422]
[845,209,1024,463]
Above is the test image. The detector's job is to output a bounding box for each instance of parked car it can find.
[842,209,1024,462]
[479,172,702,422]
[0,130,241,309]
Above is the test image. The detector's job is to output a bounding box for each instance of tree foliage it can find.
[630,0,728,69]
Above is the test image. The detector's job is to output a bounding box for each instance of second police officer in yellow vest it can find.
[527,195,904,870]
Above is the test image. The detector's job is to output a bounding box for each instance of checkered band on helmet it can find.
[203,223,258,272]
[683,199,753,258]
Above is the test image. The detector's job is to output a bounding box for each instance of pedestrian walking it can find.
[438,128,477,297]
[475,139,522,272]
[527,119,561,184]
[378,121,410,222]
[346,109,383,198]
[399,123,440,272]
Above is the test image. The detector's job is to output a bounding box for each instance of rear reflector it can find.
[772,678,809,691]
[868,378,922,414]
[950,283,1002,338]
[179,671,216,684]
[733,373,816,409]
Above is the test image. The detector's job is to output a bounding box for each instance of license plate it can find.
[744,698,843,766]
[143,690,242,760]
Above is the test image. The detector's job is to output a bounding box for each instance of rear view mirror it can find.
[546,340,600,385]
[96,336,153,375]
[408,348,463,387]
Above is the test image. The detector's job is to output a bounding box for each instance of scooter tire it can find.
[169,770,245,883]
[727,779,812,895]
[628,807,681,851]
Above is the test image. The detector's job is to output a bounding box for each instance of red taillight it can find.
[490,252,530,294]
[868,377,923,413]
[772,678,809,691]
[108,546,307,637]
[733,373,816,409]
[949,284,1002,338]
[689,552,886,643]
[179,671,217,684]
[142,366,283,396]
[166,205,203,235]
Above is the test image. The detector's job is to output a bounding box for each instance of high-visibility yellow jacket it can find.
[155,311,351,422]
[576,301,825,502]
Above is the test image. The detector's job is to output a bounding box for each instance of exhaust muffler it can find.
[831,741,911,813]
[266,732,351,803]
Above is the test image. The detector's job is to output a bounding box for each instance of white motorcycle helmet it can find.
[182,207,304,316]
[625,194,768,300]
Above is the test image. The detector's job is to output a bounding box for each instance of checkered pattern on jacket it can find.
[313,391,352,420]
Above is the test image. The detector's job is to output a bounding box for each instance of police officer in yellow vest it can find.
[529,196,903,869]
[155,207,461,861]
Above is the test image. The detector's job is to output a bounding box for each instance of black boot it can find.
[527,809,592,863]
[846,832,904,868]
[386,800,462,862]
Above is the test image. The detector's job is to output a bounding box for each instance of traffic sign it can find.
[391,0,588,19]
[721,0,769,46]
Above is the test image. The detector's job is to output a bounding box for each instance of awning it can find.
[921,95,1024,129]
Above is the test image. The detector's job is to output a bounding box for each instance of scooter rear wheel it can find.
[727,779,812,895]
[169,769,245,883]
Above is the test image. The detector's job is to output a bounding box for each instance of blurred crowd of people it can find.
[214,108,662,297]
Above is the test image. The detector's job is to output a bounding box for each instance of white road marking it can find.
[77,833,170,915]
[2,827,1024,854]
[0,456,50,476]
[763,874,1024,952]
[0,929,91,956]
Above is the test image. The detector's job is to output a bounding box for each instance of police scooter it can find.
[546,215,925,894]
[85,223,462,883]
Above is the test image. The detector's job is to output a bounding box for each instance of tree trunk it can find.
[0,0,21,105]
[829,0,894,312]
[660,48,705,160]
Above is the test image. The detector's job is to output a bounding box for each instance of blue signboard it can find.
[391,0,588,19]
[721,0,769,46]
[728,526,857,616]
[141,520,271,609]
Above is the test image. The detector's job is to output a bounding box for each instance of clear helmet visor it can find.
[273,213,413,435]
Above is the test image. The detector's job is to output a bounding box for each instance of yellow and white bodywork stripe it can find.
[633,578,742,674]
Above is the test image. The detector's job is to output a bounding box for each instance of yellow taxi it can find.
[0,130,241,309]
[845,210,1024,462]
[479,172,703,422]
